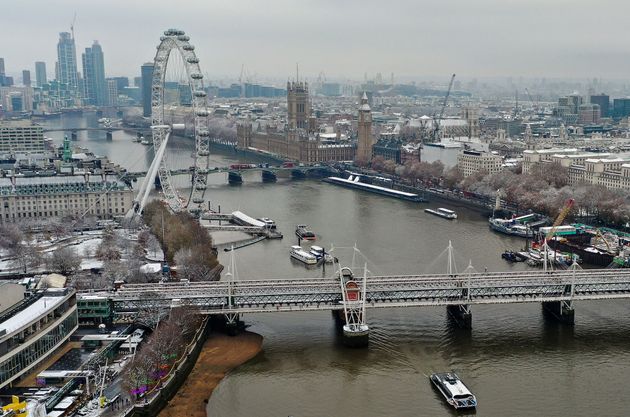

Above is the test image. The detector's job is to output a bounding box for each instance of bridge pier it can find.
[71,132,77,140]
[542,301,575,325]
[291,169,306,179]
[332,311,369,348]
[228,171,243,185]
[106,131,113,140]
[262,170,277,182]
[447,305,472,329]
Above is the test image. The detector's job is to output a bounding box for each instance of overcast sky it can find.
[3,0,630,83]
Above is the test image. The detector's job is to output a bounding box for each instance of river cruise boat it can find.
[489,213,547,238]
[425,207,457,219]
[296,224,316,241]
[257,217,277,229]
[430,372,477,410]
[290,245,318,265]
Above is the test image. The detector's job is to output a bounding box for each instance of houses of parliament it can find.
[237,81,373,164]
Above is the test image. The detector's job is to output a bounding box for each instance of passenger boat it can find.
[488,213,547,238]
[257,217,277,229]
[290,245,317,265]
[309,245,334,263]
[425,207,457,220]
[430,372,477,410]
[140,139,151,145]
[296,224,316,241]
[501,250,526,262]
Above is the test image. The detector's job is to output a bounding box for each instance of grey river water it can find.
[45,114,630,417]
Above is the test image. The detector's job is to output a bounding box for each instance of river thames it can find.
[45,113,630,417]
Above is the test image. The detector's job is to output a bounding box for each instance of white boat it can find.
[290,245,317,265]
[309,245,334,263]
[425,207,457,219]
[140,139,151,145]
[257,217,277,229]
[430,372,477,409]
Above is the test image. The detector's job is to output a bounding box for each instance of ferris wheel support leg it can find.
[137,129,172,215]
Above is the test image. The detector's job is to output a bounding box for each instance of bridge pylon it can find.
[337,263,369,347]
[224,246,243,335]
[447,259,474,329]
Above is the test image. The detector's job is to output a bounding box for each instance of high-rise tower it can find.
[287,81,310,130]
[141,63,154,117]
[355,92,373,164]
[82,41,107,106]
[56,32,79,94]
[21,70,31,87]
[35,62,47,87]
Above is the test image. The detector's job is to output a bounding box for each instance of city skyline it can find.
[3,0,630,82]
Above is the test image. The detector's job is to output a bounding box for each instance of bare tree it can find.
[46,247,81,275]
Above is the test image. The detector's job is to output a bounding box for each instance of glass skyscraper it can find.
[82,41,107,106]
[56,32,79,95]
[35,61,47,87]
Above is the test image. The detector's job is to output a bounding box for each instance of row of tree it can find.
[123,307,203,400]
[369,157,630,226]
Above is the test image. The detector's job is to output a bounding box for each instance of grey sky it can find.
[3,0,630,82]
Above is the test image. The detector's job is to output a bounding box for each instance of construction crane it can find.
[545,198,575,243]
[525,88,537,112]
[70,12,77,40]
[431,73,456,142]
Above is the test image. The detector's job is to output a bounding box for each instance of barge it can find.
[323,175,425,202]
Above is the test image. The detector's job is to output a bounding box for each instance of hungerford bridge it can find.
[108,257,630,347]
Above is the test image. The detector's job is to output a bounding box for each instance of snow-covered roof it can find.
[139,263,162,274]
[0,291,70,339]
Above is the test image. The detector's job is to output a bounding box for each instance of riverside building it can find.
[0,174,133,222]
[523,148,630,190]
[0,288,78,389]
[0,121,46,153]
[237,81,355,163]
[456,150,503,177]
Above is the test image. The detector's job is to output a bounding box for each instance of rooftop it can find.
[0,290,70,339]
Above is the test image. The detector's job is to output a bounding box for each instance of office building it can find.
[523,149,630,190]
[106,79,118,106]
[56,32,79,95]
[141,63,154,117]
[110,76,129,91]
[578,104,601,124]
[34,61,47,87]
[355,92,373,164]
[0,58,4,75]
[613,98,630,119]
[0,174,133,222]
[82,41,107,106]
[590,94,609,118]
[457,150,502,177]
[0,288,78,389]
[21,70,30,87]
[0,87,33,113]
[0,121,46,153]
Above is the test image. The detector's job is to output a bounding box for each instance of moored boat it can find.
[430,372,477,410]
[296,224,316,241]
[425,207,457,219]
[290,245,317,265]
